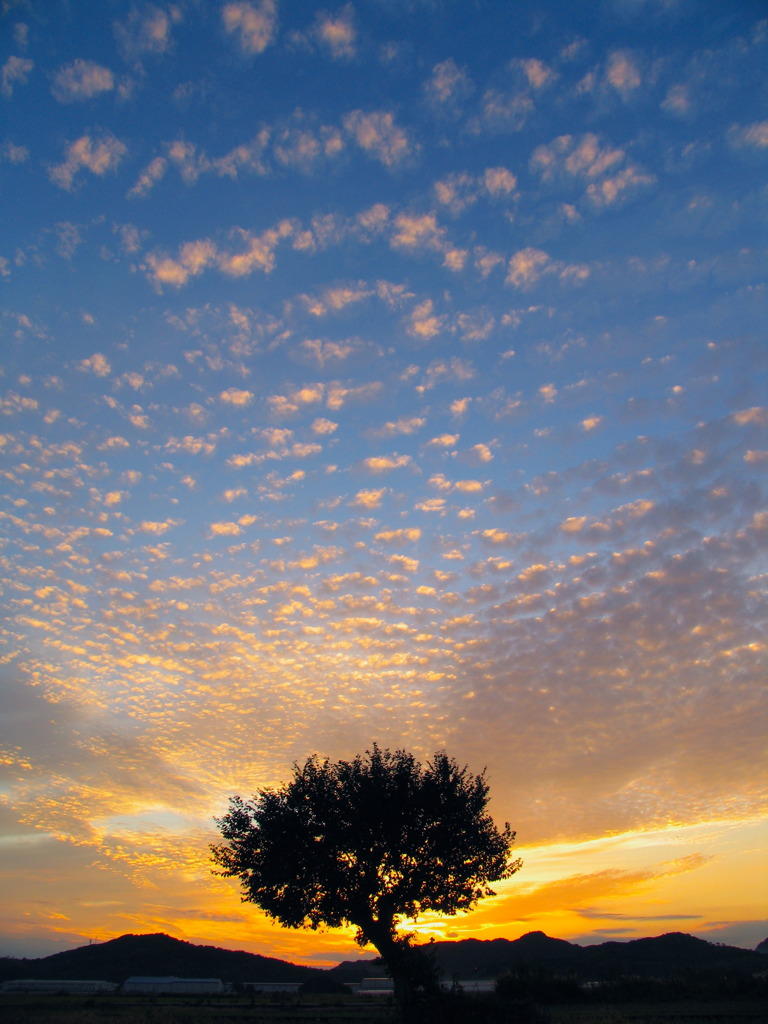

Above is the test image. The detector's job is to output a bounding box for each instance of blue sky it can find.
[1,0,766,962]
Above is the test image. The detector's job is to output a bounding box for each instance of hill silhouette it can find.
[2,930,765,987]
[331,931,768,983]
[0,933,324,986]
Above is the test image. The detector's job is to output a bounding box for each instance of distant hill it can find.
[2,930,766,988]
[0,933,325,986]
[429,932,578,980]
[427,931,767,981]
[330,930,768,983]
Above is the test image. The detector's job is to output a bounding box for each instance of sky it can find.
[0,0,766,966]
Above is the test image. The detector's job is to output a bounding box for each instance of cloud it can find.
[434,172,477,215]
[422,357,474,390]
[587,166,657,209]
[605,50,642,96]
[144,220,297,288]
[344,110,414,167]
[55,222,83,261]
[314,4,356,59]
[361,454,412,473]
[506,248,553,289]
[165,140,209,183]
[479,88,533,132]
[732,406,767,426]
[728,121,768,150]
[407,299,446,340]
[390,212,446,252]
[138,519,180,534]
[350,487,386,509]
[311,417,338,436]
[218,222,295,277]
[355,204,390,239]
[165,435,216,456]
[457,309,495,342]
[518,57,556,90]
[209,521,242,537]
[484,166,518,197]
[431,428,463,451]
[2,141,29,163]
[128,156,168,198]
[214,132,271,178]
[326,381,382,410]
[423,58,473,110]
[660,83,691,118]
[369,416,425,439]
[274,123,344,173]
[219,388,254,407]
[433,166,518,217]
[299,338,359,367]
[49,133,127,190]
[52,60,115,102]
[2,56,33,98]
[115,4,177,59]
[79,353,111,377]
[144,239,218,287]
[530,133,655,209]
[222,1,277,55]
[375,527,421,544]
[314,283,371,313]
[582,415,604,431]
[155,133,271,187]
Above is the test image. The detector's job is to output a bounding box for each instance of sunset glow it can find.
[1,0,766,963]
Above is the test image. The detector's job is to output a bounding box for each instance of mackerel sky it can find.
[1,0,766,961]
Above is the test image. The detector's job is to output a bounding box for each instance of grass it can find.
[0,994,390,1024]
[1,994,766,1024]
[544,1006,767,1024]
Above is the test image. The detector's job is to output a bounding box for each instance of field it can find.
[1,994,766,1024]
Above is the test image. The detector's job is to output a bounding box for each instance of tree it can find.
[211,744,521,1015]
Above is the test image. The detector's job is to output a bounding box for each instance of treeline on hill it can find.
[424,930,768,982]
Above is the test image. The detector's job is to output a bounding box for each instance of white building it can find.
[347,977,395,995]
[1,979,118,994]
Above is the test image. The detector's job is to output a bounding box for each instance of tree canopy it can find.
[211,745,520,1009]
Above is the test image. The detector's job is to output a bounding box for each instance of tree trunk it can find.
[359,918,418,1020]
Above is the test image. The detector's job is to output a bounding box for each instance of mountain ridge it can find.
[2,930,766,986]
[0,932,325,986]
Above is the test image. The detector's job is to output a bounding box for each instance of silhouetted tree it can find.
[211,744,520,1017]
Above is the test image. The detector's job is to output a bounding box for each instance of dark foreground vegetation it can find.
[0,991,765,1024]
[2,974,766,1024]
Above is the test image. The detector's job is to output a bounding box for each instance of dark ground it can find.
[1,993,767,1024]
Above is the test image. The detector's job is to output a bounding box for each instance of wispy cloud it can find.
[114,4,179,59]
[314,4,357,59]
[222,1,277,55]
[344,110,415,167]
[52,60,115,102]
[48,133,127,190]
[1,55,33,98]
